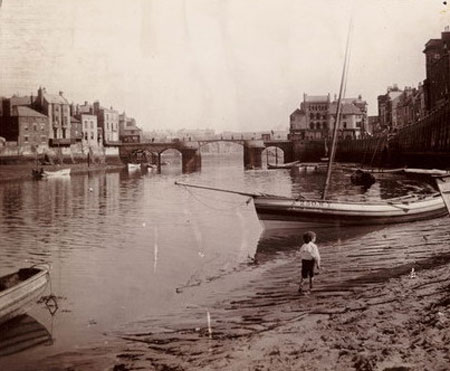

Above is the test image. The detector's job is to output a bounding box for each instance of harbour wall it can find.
[0,142,122,165]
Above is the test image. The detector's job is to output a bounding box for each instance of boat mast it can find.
[322,20,353,200]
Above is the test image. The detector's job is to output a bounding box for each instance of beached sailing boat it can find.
[175,21,450,229]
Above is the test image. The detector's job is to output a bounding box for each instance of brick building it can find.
[0,106,49,150]
[119,112,142,143]
[289,93,367,140]
[93,102,120,145]
[423,28,450,111]
[34,87,72,146]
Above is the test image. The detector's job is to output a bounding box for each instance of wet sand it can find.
[106,252,450,371]
[27,246,450,371]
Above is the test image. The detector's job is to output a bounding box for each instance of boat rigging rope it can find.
[181,184,253,212]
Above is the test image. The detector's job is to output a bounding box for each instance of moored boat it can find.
[0,266,49,325]
[403,168,450,176]
[267,160,300,169]
[127,163,141,171]
[253,192,447,229]
[174,181,449,229]
[42,168,71,177]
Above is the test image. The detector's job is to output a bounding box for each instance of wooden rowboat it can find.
[267,160,300,169]
[42,168,71,178]
[403,168,450,176]
[0,267,49,325]
[127,163,141,171]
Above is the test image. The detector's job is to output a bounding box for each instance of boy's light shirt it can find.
[299,242,321,265]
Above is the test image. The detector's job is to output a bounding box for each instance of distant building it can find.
[34,87,72,146]
[289,93,367,140]
[423,28,450,111]
[0,106,49,150]
[328,101,365,140]
[396,85,426,128]
[80,114,98,147]
[377,85,403,131]
[70,116,83,143]
[119,113,142,143]
[93,101,120,145]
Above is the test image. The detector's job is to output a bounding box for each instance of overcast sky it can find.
[0,0,449,132]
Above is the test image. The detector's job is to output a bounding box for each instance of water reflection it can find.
[0,314,52,357]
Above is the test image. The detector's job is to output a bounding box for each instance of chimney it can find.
[59,91,64,96]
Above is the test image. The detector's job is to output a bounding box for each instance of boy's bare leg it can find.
[309,277,313,291]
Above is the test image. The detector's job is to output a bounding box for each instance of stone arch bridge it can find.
[118,139,294,172]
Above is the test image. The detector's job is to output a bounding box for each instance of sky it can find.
[0,0,449,132]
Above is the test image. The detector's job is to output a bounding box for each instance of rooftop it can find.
[305,95,329,103]
[328,103,363,115]
[13,106,47,118]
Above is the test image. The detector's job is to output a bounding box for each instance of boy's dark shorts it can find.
[301,259,315,278]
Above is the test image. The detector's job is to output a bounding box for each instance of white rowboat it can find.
[0,267,49,325]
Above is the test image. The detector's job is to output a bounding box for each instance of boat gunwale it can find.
[0,268,49,300]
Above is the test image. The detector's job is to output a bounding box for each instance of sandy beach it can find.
[102,251,449,371]
[25,244,450,371]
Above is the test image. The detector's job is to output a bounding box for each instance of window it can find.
[41,124,45,131]
[310,123,314,129]
[62,128,66,139]
[84,132,88,140]
[24,136,29,142]
[343,122,347,129]
[91,133,94,140]
[90,121,93,129]
[41,136,46,143]
[33,124,37,131]
[84,120,88,129]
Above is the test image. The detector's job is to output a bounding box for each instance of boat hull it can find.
[254,195,448,229]
[42,169,71,177]
[0,268,49,326]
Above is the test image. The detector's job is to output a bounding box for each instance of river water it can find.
[1,153,449,369]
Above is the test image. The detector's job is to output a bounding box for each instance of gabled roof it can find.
[43,93,69,105]
[10,95,33,106]
[291,108,304,116]
[13,106,48,118]
[328,103,362,115]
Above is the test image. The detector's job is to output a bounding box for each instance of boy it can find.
[298,231,321,294]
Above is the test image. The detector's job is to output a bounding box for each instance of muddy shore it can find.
[24,250,450,371]
[108,254,450,371]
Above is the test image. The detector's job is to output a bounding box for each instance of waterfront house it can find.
[80,114,98,148]
[377,85,403,132]
[0,106,49,153]
[34,87,73,147]
[119,112,142,143]
[93,101,120,145]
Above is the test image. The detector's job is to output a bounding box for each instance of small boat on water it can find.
[0,266,49,325]
[174,182,448,229]
[32,168,71,179]
[267,160,300,169]
[127,163,141,171]
[403,168,450,176]
[43,168,71,177]
[349,167,406,174]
